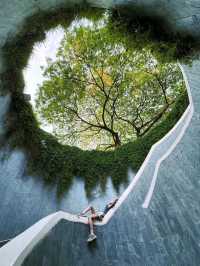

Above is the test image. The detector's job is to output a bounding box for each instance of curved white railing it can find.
[0,212,88,266]
[142,64,193,208]
[0,64,194,265]
[103,64,193,219]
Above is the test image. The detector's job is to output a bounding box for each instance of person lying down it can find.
[79,198,118,242]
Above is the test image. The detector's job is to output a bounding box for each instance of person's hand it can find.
[77,213,82,218]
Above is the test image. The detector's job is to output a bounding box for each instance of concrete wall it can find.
[0,1,200,265]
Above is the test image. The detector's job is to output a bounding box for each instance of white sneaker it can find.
[87,233,97,242]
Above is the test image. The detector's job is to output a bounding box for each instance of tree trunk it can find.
[113,132,121,147]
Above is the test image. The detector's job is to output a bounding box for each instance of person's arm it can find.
[107,198,118,209]
[79,206,94,216]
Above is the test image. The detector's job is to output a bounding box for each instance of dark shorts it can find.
[103,206,110,216]
[92,212,104,221]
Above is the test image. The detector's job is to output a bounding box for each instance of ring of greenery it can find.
[1,4,192,197]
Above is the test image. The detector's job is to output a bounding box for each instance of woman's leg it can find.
[81,206,96,216]
[88,217,95,235]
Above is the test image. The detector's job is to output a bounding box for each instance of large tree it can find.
[36,16,186,150]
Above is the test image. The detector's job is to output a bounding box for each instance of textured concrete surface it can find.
[0,0,200,265]
[22,59,200,266]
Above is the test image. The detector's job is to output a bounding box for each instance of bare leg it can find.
[80,206,97,242]
[87,217,97,242]
[80,206,96,216]
[88,217,94,235]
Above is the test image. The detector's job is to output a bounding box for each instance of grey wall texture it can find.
[0,0,200,265]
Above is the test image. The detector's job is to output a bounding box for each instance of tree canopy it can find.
[36,14,186,150]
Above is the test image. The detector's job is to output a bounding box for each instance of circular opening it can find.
[1,6,191,201]
[24,14,187,152]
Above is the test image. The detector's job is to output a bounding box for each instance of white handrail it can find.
[0,65,194,265]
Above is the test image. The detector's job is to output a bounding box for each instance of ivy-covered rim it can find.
[0,3,192,198]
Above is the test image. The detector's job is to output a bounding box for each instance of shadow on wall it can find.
[111,5,200,60]
[0,3,192,198]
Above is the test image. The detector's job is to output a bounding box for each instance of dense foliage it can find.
[1,6,190,197]
[8,89,188,197]
[36,15,186,150]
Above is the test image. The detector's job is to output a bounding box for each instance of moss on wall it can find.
[6,90,188,196]
[110,6,200,62]
[1,4,190,196]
